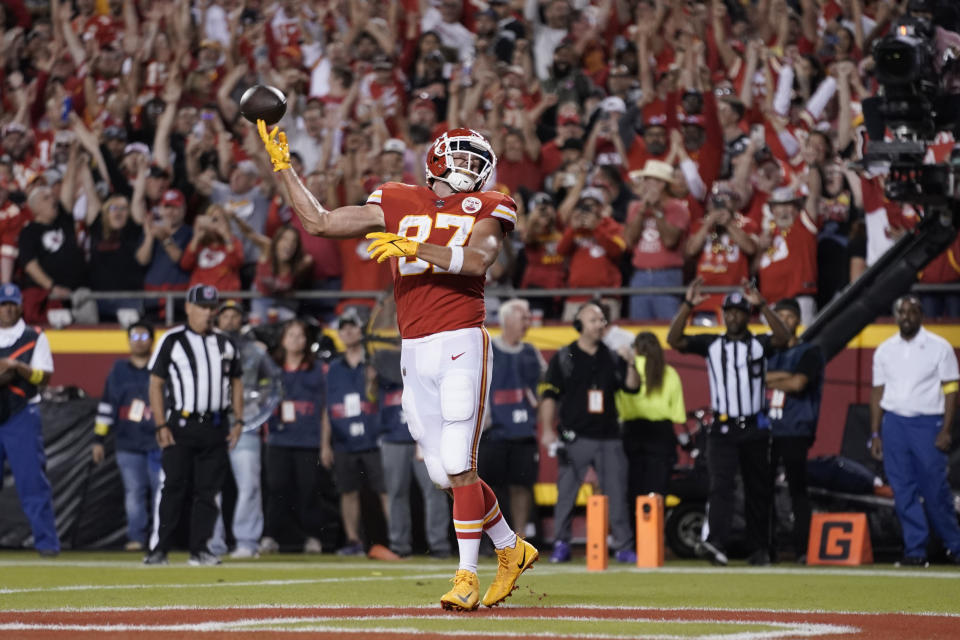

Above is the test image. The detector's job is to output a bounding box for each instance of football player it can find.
[259,122,538,610]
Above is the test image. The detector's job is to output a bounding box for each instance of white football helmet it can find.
[424,128,497,193]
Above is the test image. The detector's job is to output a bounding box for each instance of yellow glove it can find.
[366,232,419,263]
[257,119,291,172]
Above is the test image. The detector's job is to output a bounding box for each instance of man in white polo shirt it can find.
[870,294,960,567]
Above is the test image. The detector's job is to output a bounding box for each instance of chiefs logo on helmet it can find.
[424,128,497,193]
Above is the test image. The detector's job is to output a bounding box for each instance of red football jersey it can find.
[691,215,758,314]
[367,182,517,339]
[757,211,819,302]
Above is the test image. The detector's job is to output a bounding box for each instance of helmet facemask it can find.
[425,129,497,193]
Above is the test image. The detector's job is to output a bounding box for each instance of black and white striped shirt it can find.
[148,326,242,415]
[681,333,773,418]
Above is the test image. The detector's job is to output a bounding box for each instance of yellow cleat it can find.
[440,569,480,612]
[481,535,539,607]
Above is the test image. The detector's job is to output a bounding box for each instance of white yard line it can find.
[0,572,453,595]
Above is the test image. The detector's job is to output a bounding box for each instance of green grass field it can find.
[1,552,958,638]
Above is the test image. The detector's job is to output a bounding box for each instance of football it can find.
[239,85,287,126]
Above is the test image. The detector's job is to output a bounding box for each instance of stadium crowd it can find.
[1,0,959,329]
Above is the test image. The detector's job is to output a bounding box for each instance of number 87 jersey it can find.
[366,182,517,339]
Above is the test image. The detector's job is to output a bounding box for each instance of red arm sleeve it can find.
[594,219,626,258]
[556,226,577,256]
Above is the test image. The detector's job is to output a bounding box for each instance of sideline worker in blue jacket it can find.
[0,283,58,556]
[93,321,161,552]
[479,299,545,542]
[764,298,823,564]
[322,310,390,556]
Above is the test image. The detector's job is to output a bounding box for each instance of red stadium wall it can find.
[50,324,959,466]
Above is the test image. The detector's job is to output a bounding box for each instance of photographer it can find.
[540,302,640,564]
[684,184,759,324]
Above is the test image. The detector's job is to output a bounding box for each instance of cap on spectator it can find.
[338,308,364,328]
[161,189,185,207]
[42,168,63,186]
[644,113,668,129]
[528,192,554,210]
[199,39,223,51]
[635,160,674,183]
[768,185,803,205]
[722,291,751,312]
[148,164,171,179]
[186,284,219,307]
[104,126,128,141]
[560,138,584,152]
[558,113,581,126]
[372,54,393,70]
[240,8,261,24]
[773,298,801,317]
[54,130,75,146]
[236,160,259,175]
[2,122,26,137]
[411,95,437,114]
[477,8,498,19]
[382,138,406,154]
[0,283,22,305]
[217,299,244,316]
[681,114,707,128]
[124,142,151,157]
[579,187,607,205]
[600,96,626,114]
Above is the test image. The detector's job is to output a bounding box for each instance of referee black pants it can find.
[705,424,772,555]
[154,421,230,555]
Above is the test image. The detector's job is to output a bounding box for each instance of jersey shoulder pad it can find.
[479,191,518,228]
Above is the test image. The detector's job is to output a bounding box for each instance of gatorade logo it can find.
[807,513,873,566]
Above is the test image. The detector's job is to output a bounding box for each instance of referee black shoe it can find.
[188,551,222,566]
[143,550,168,565]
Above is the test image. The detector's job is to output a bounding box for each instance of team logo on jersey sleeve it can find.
[462,197,482,214]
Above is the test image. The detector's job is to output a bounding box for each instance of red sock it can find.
[480,479,516,549]
[452,482,484,572]
[479,480,503,529]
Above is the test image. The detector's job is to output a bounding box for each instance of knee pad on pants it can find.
[440,423,473,477]
[422,452,451,489]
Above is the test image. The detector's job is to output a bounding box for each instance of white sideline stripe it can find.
[0,560,431,570]
[0,572,452,595]
[8,603,958,620]
[0,617,859,640]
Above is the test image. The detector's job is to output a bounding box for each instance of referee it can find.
[667,277,791,566]
[143,284,244,566]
